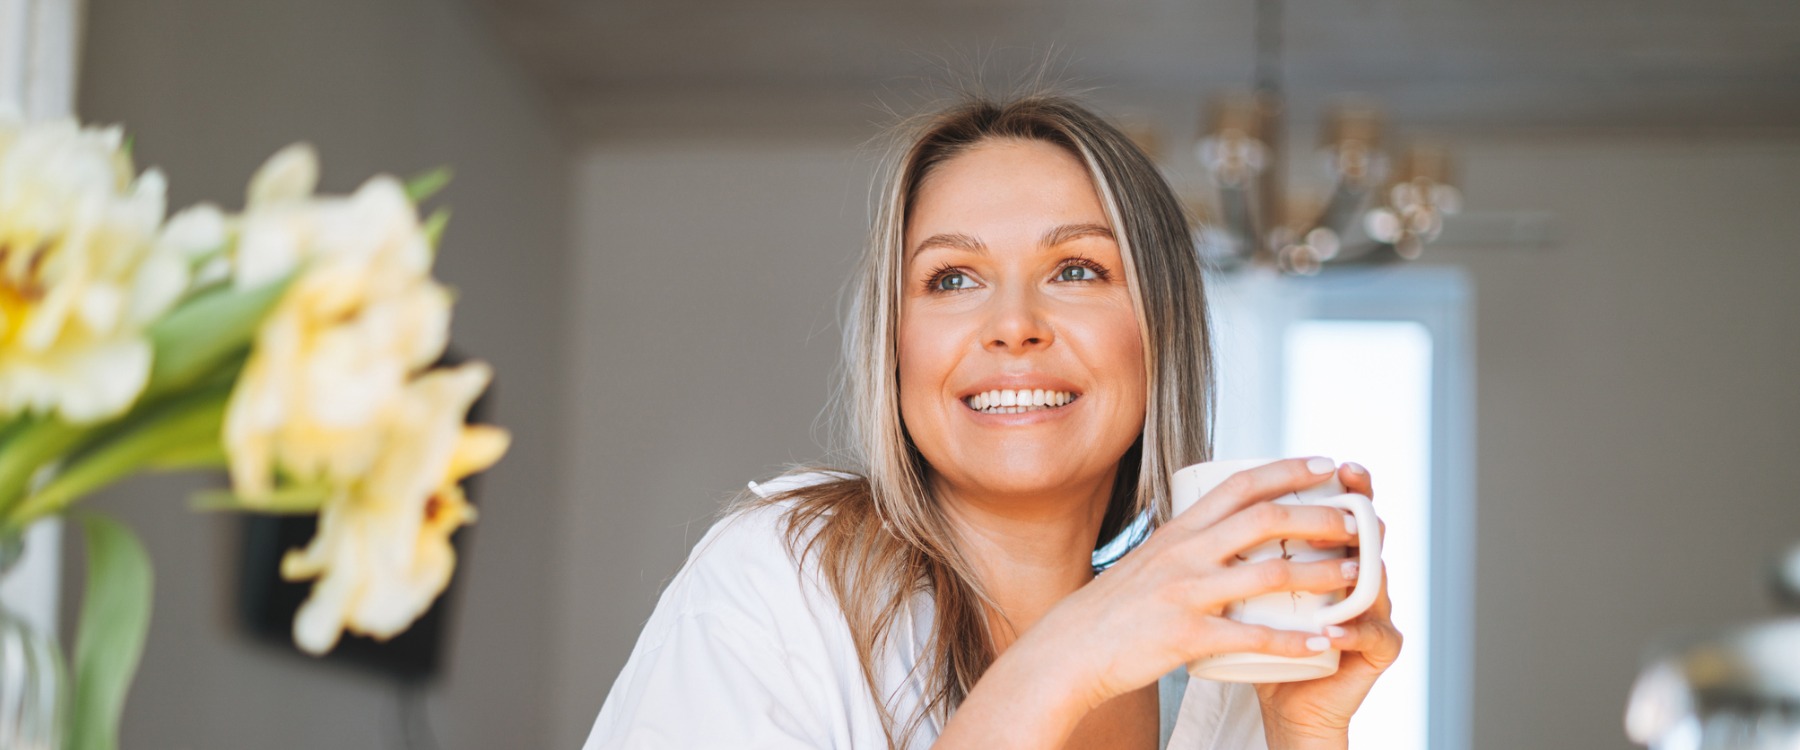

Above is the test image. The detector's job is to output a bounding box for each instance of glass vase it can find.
[0,529,65,749]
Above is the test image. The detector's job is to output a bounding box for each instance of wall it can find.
[557,131,1800,749]
[1444,136,1800,749]
[554,141,876,744]
[74,0,571,746]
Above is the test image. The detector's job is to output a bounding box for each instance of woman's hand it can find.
[1253,463,1404,749]
[938,457,1383,749]
[1024,457,1367,711]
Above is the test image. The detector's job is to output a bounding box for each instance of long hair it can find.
[729,92,1218,746]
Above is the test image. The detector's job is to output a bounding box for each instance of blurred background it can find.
[13,0,1800,746]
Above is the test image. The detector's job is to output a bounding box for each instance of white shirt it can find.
[584,473,1269,749]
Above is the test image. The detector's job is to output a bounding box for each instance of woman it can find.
[584,93,1401,749]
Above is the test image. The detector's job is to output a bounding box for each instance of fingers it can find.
[1170,457,1339,532]
[1338,461,1374,500]
[1195,502,1358,564]
[1201,619,1334,660]
[1305,461,1377,549]
[1319,614,1404,673]
[1316,513,1385,549]
[1367,560,1392,619]
[1198,557,1359,603]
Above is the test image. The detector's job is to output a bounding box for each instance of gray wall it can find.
[554,143,877,744]
[1445,136,1800,749]
[557,134,1800,749]
[74,0,570,747]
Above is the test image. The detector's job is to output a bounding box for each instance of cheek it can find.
[896,308,967,425]
[1078,304,1148,422]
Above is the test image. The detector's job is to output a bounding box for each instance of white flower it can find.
[223,145,450,500]
[281,362,507,654]
[0,117,190,422]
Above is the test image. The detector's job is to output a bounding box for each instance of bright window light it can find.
[1282,320,1433,750]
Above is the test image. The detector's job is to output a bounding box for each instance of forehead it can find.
[904,138,1111,251]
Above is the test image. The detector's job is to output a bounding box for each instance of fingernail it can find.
[1305,637,1331,652]
[1345,461,1368,476]
[1344,514,1358,535]
[1326,625,1347,638]
[1341,560,1359,579]
[1306,457,1336,475]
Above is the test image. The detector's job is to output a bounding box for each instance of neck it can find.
[931,468,1118,649]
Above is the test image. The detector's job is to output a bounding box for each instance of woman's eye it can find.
[933,271,971,291]
[1057,264,1100,282]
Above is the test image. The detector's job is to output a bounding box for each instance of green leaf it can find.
[190,485,330,515]
[403,166,452,204]
[144,274,293,400]
[422,207,451,255]
[69,513,152,750]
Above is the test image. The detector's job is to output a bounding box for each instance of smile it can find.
[961,389,1080,415]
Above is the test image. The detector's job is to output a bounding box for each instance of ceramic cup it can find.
[1173,457,1384,683]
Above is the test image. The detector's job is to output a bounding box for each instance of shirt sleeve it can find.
[583,609,830,749]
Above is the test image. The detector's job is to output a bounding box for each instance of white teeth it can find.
[962,389,1079,414]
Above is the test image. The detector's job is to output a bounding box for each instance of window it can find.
[1211,265,1475,750]
[0,0,82,637]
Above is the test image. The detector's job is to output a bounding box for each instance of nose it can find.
[981,284,1054,353]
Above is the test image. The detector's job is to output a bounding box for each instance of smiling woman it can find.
[583,93,1399,750]
[900,139,1147,512]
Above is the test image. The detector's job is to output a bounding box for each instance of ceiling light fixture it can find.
[1195,0,1463,275]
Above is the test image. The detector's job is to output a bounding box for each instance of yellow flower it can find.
[0,117,190,422]
[280,362,507,654]
[223,145,451,500]
[218,144,498,654]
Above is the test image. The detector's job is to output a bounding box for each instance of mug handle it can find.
[1309,492,1383,626]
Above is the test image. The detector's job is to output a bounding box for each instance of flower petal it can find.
[248,143,319,207]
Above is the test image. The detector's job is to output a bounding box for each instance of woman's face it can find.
[898,137,1147,502]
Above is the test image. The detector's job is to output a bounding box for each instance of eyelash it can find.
[921,256,1113,294]
[1059,255,1113,282]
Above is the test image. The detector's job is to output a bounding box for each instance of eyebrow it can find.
[909,222,1115,259]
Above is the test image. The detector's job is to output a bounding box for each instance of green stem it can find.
[0,417,25,449]
[190,485,329,515]
[6,385,230,528]
[0,418,85,516]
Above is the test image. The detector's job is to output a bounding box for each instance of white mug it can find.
[1172,457,1384,683]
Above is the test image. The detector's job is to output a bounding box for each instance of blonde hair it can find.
[731,91,1218,746]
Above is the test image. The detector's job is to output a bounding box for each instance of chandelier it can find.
[1194,0,1463,275]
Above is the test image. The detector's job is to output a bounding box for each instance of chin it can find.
[954,451,1107,498]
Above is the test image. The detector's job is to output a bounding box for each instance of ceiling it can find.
[474,0,1800,142]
